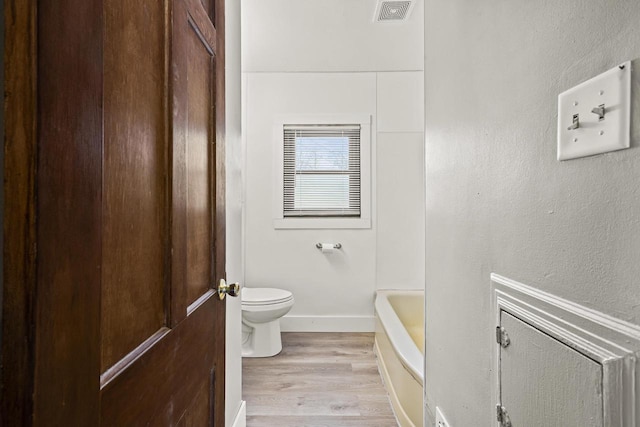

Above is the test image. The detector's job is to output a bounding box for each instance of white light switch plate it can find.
[557,61,631,160]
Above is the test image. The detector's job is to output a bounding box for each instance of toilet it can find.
[241,287,294,357]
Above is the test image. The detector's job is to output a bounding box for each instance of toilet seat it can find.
[242,287,293,306]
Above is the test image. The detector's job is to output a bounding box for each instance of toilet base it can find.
[242,319,283,358]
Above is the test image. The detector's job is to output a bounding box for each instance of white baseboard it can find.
[229,400,246,427]
[280,315,375,332]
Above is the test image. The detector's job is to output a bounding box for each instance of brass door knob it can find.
[218,279,241,300]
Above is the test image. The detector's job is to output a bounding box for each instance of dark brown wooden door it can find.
[2,0,227,425]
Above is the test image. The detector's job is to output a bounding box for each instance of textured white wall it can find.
[225,0,244,424]
[424,0,640,425]
[243,71,424,330]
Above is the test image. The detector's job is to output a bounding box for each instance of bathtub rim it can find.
[374,289,424,386]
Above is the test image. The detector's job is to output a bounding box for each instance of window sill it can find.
[273,217,371,230]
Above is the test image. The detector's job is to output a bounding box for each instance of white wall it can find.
[243,71,424,331]
[242,0,426,330]
[242,0,424,332]
[242,0,424,73]
[376,73,425,290]
[245,72,376,331]
[424,0,640,425]
[225,0,245,425]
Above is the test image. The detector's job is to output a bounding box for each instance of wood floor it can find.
[242,332,398,427]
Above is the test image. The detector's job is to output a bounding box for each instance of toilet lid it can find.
[242,287,293,305]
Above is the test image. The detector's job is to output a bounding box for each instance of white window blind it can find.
[283,124,361,217]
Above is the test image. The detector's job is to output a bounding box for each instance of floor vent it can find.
[374,1,414,22]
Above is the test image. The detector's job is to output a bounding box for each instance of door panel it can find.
[185,18,215,307]
[102,0,168,373]
[171,0,220,316]
[101,0,225,424]
[200,0,215,23]
[2,0,227,423]
[101,300,216,426]
[500,311,603,427]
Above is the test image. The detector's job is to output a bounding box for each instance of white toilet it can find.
[241,287,294,357]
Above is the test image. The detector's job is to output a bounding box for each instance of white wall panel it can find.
[244,73,378,329]
[377,72,425,133]
[376,133,424,289]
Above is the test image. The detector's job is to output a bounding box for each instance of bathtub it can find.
[374,290,424,427]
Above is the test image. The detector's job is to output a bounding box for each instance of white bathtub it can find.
[374,290,424,427]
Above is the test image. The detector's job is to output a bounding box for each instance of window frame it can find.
[283,124,361,218]
[273,115,372,229]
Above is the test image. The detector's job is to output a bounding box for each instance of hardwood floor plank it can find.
[246,393,361,416]
[357,394,399,417]
[243,333,398,426]
[245,415,399,427]
[243,362,353,375]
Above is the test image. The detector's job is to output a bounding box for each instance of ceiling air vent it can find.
[374,0,414,22]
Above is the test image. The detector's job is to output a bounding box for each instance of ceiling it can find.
[241,0,424,73]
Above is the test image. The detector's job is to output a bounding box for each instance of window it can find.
[273,115,371,229]
[283,124,361,217]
